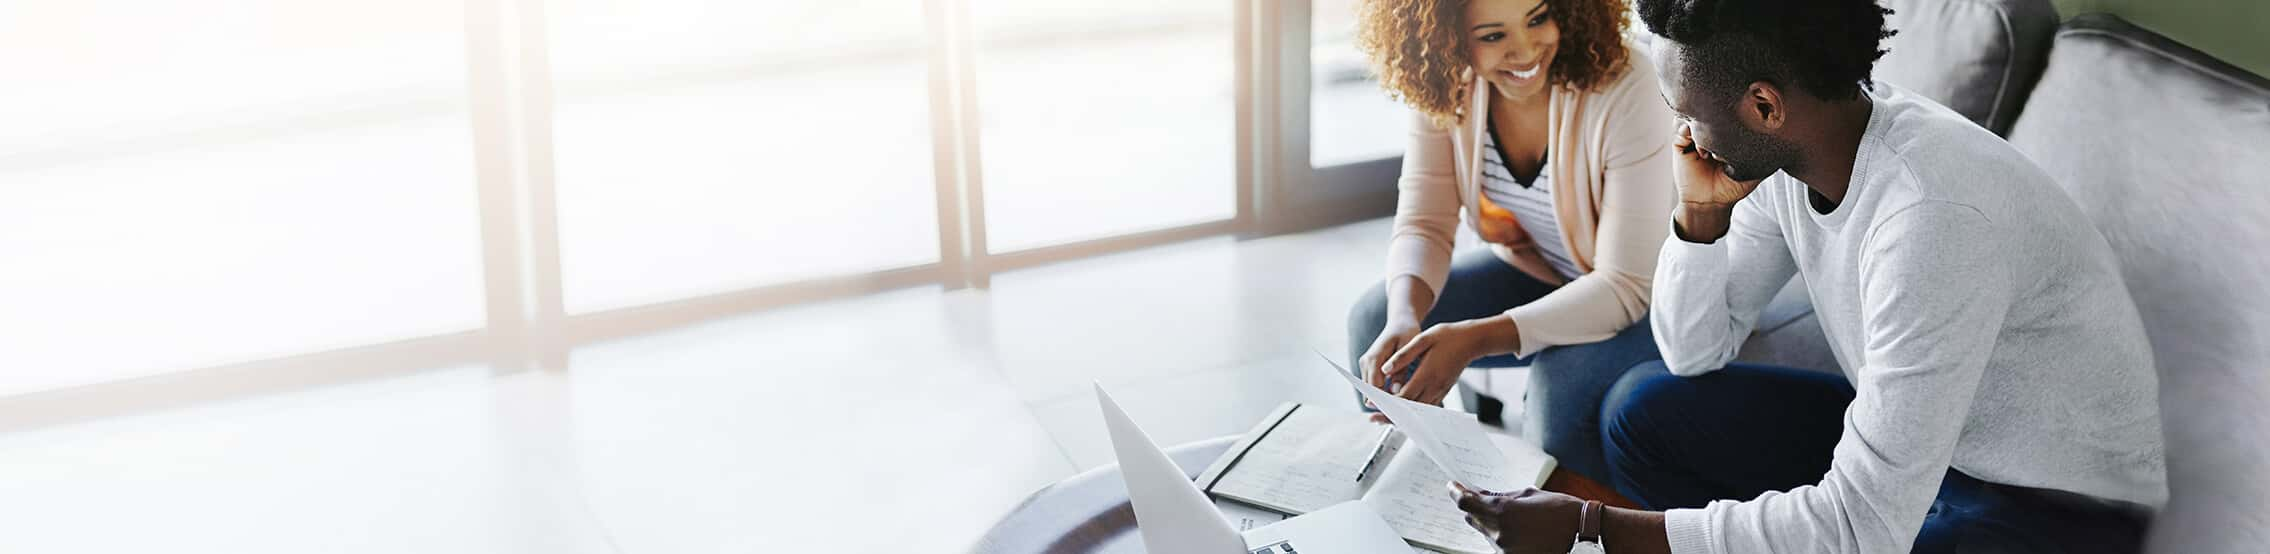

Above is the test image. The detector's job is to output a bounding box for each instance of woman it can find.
[1345,0,1674,484]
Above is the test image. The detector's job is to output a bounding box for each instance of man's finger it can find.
[1454,488,1494,515]
[1463,514,1499,540]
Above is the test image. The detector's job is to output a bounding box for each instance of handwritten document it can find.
[1365,447,1496,553]
[1322,353,1520,492]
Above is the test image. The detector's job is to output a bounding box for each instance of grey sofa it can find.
[1728,1,2270,551]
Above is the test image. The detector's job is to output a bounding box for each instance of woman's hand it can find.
[1361,317,1425,392]
[1452,483,1585,554]
[1378,316,1521,406]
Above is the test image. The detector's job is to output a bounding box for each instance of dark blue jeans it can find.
[1599,361,2151,553]
[1347,251,1663,484]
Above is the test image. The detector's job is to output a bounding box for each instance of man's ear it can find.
[1741,81,1787,132]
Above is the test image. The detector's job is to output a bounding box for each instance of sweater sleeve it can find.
[1667,202,2012,554]
[1500,67,1678,356]
[1649,184,1796,378]
[1383,109,1464,297]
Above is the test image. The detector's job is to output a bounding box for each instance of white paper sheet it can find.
[1319,353,1521,492]
[1363,447,1497,553]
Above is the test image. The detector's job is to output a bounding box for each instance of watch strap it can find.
[1579,499,1605,540]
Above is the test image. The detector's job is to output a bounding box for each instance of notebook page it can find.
[1207,406,1383,514]
[1213,498,1290,531]
[1487,430,1559,488]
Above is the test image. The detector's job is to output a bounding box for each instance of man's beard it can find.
[1711,126,1801,182]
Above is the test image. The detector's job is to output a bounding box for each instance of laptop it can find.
[1095,384,1416,554]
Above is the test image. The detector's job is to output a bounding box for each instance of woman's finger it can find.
[1380,332,1435,384]
[1407,378,1446,406]
[1397,375,1429,403]
[1399,352,1450,404]
[1364,342,1398,388]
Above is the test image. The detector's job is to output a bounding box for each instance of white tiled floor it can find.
[0,217,1517,553]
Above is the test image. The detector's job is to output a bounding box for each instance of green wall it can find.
[2051,0,2270,78]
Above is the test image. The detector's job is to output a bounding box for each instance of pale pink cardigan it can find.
[1384,41,1675,357]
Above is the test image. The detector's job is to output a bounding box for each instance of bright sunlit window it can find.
[0,0,484,395]
[0,0,1292,396]
[971,0,1238,252]
[549,0,942,313]
[1310,0,1408,168]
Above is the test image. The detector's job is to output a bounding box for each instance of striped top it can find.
[1480,122,1582,280]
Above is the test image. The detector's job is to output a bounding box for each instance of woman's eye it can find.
[1529,13,1549,27]
[1478,32,1505,42]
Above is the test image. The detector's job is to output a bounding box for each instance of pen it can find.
[1354,425,1393,482]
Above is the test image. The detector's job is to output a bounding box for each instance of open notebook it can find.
[1194,401,1557,554]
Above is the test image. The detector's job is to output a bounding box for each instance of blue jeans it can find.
[1600,361,2151,553]
[1346,250,1663,484]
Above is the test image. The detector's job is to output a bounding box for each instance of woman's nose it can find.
[1507,36,1539,63]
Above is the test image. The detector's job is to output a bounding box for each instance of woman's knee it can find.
[1525,339,1662,424]
[1347,281,1390,342]
[1526,322,1660,379]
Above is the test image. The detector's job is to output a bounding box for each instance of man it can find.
[1451,0,2166,552]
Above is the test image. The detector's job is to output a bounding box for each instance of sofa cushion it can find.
[1874,0,2059,135]
[2003,14,2270,552]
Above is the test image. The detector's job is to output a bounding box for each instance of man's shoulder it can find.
[1870,85,2013,166]
[1867,86,2056,212]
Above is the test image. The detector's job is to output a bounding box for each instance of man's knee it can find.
[1599,361,1684,453]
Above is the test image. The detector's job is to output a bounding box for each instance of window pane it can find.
[0,0,482,395]
[549,0,940,313]
[971,1,1237,252]
[1310,0,1407,168]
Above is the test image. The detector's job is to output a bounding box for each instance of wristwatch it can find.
[1569,499,1607,554]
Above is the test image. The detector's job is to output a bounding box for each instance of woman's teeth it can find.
[1505,63,1541,80]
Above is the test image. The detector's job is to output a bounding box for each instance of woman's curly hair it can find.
[1355,0,1633,129]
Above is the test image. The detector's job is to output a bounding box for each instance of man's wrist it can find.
[1601,507,1673,554]
[1673,202,1735,244]
[1580,500,1605,541]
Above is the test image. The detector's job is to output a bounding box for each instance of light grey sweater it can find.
[1650,84,2167,554]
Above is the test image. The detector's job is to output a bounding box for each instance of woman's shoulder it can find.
[1560,40,1673,166]
[1570,41,1670,129]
